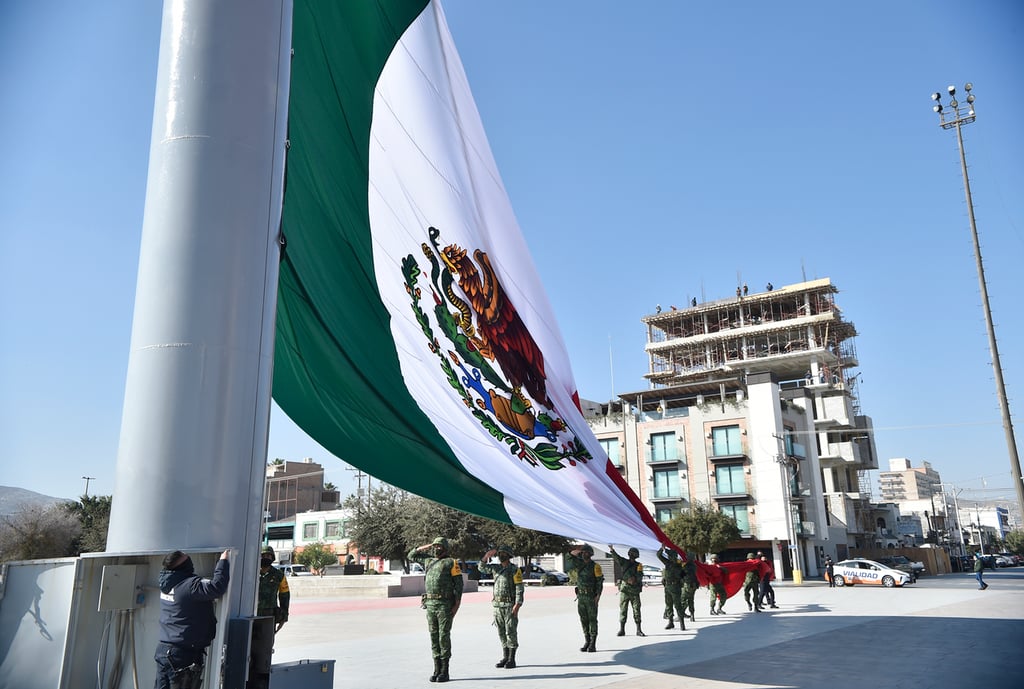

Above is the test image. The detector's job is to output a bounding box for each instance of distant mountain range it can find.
[0,486,72,517]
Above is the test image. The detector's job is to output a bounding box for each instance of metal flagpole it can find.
[106,0,293,622]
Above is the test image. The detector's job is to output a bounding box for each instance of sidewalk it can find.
[273,570,1024,688]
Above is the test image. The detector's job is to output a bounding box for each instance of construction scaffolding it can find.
[643,278,859,388]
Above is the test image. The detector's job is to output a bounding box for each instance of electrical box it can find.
[97,564,139,611]
[270,659,335,688]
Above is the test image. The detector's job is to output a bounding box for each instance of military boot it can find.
[636,623,646,637]
[710,605,718,616]
[495,648,509,668]
[586,636,597,652]
[665,620,675,629]
[436,659,450,683]
[429,658,441,682]
[504,648,517,669]
[717,603,725,614]
[616,622,626,637]
[678,618,686,631]
[580,635,590,652]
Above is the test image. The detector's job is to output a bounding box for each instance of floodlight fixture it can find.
[927,81,1024,518]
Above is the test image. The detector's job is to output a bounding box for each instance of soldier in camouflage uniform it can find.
[680,553,698,622]
[608,545,645,637]
[707,555,727,615]
[257,547,290,629]
[742,552,763,612]
[254,547,290,689]
[656,547,685,630]
[479,546,525,669]
[409,537,463,683]
[565,544,604,652]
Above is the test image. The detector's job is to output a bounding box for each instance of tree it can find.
[0,505,81,562]
[663,501,742,559]
[345,489,572,570]
[345,486,414,569]
[401,497,484,560]
[474,521,571,565]
[296,541,338,574]
[64,495,112,555]
[1005,529,1024,556]
[324,482,337,491]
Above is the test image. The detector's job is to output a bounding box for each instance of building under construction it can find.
[643,278,859,393]
[586,278,881,576]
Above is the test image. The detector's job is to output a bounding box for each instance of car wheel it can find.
[882,575,895,588]
[834,575,846,587]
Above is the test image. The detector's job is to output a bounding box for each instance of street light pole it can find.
[81,476,95,498]
[931,84,1024,519]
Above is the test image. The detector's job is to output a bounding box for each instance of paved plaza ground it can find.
[273,568,1024,688]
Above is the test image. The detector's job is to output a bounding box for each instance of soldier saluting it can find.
[565,544,604,652]
[409,537,463,683]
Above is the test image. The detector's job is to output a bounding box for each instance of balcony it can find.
[708,451,748,464]
[712,491,752,503]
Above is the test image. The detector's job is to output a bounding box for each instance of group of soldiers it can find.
[408,537,777,683]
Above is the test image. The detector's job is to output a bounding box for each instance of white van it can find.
[279,563,312,576]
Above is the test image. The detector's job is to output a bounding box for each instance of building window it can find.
[711,425,742,456]
[325,520,344,538]
[302,522,318,540]
[655,506,678,524]
[649,432,677,461]
[783,427,806,458]
[599,438,621,466]
[720,504,750,533]
[715,465,746,495]
[652,468,681,499]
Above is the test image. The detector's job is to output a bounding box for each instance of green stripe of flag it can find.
[274,0,509,523]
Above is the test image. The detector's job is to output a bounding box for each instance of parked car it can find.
[876,556,923,582]
[522,563,568,585]
[994,554,1017,568]
[641,565,662,586]
[826,558,912,588]
[279,563,312,576]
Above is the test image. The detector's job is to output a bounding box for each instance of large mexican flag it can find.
[274,0,667,550]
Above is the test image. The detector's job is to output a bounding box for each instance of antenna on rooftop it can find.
[608,334,615,401]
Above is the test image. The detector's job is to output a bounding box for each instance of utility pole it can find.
[346,465,368,508]
[940,482,967,559]
[773,433,802,584]
[931,84,1024,519]
[81,476,95,498]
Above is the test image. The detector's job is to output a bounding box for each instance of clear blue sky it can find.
[2,1,1022,505]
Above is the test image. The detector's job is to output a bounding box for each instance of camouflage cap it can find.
[496,544,513,555]
[665,549,678,559]
[747,552,756,559]
[580,544,594,555]
[262,546,276,558]
[628,547,640,559]
[432,537,449,549]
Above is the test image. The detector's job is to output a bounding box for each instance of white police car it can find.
[828,558,912,588]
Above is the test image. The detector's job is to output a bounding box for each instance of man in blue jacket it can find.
[155,549,231,689]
